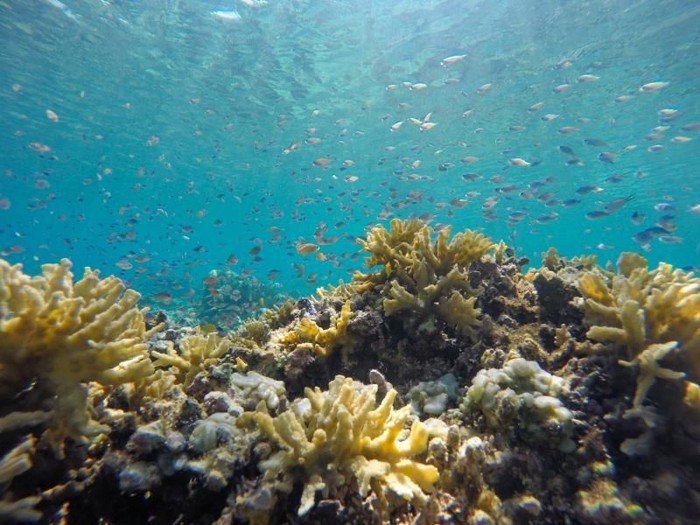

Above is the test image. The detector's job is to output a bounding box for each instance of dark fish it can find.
[631,211,646,225]
[598,151,618,164]
[605,174,624,183]
[559,145,575,155]
[566,157,584,166]
[584,138,609,147]
[532,212,559,224]
[633,230,654,243]
[585,210,610,219]
[576,185,603,195]
[562,198,581,207]
[681,122,700,132]
[604,195,634,213]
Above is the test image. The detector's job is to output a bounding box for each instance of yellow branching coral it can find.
[0,435,41,523]
[0,258,161,456]
[278,300,353,358]
[353,219,492,338]
[577,253,700,407]
[152,329,231,386]
[238,375,439,515]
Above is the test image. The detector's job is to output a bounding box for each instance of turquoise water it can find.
[1,0,698,305]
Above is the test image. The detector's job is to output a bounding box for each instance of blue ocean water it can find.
[1,0,698,308]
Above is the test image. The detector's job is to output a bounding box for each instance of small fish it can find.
[584,138,608,147]
[529,102,544,112]
[671,136,692,144]
[681,122,700,132]
[615,95,634,103]
[441,54,467,66]
[658,235,684,245]
[585,210,609,220]
[658,108,682,122]
[604,194,634,213]
[152,291,173,305]
[558,145,575,155]
[390,120,404,132]
[296,242,320,255]
[541,113,559,122]
[689,204,700,215]
[509,158,530,167]
[640,81,670,92]
[576,185,604,195]
[577,74,599,83]
[313,157,332,167]
[562,198,581,207]
[46,109,59,122]
[558,126,578,134]
[653,202,676,212]
[532,212,559,224]
[632,230,654,244]
[598,151,618,164]
[553,84,571,93]
[476,83,493,94]
[419,121,437,131]
[631,211,646,225]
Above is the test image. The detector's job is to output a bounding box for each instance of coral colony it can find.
[1,219,699,523]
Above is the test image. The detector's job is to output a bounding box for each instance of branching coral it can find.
[238,375,439,516]
[277,300,353,358]
[577,253,699,408]
[0,435,41,523]
[0,258,162,456]
[151,329,231,387]
[353,218,493,338]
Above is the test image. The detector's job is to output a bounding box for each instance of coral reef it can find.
[1,222,698,524]
[198,268,289,330]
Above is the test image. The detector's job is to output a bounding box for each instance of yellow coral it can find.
[0,258,162,456]
[578,253,700,408]
[278,300,353,358]
[238,375,439,515]
[152,329,231,386]
[0,435,41,522]
[353,219,491,338]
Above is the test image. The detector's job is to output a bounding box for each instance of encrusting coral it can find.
[237,375,439,517]
[0,258,162,456]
